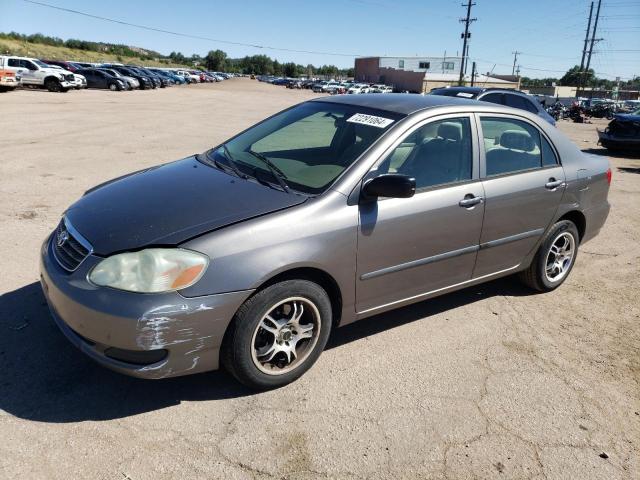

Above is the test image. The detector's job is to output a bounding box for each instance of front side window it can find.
[378,117,473,189]
[481,117,546,176]
[205,102,404,194]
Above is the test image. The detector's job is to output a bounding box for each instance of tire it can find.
[108,83,118,91]
[519,220,579,292]
[45,78,61,92]
[221,280,332,390]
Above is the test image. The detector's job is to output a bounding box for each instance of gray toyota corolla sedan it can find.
[40,94,611,389]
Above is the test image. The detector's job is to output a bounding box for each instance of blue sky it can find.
[1,0,638,79]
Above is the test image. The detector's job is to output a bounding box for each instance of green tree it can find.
[205,49,227,71]
[560,65,595,87]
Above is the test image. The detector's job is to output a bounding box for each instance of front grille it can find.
[52,219,91,271]
[64,74,74,82]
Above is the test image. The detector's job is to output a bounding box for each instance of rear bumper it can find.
[40,235,253,379]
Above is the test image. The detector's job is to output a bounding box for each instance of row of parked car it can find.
[0,54,236,93]
[257,75,394,95]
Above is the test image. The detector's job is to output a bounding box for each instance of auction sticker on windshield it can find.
[347,113,395,128]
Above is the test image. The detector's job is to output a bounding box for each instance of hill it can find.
[0,36,188,68]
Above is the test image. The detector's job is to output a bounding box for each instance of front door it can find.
[473,115,565,277]
[356,115,485,314]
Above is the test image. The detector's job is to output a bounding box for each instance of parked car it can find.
[0,55,75,92]
[371,84,393,94]
[430,86,556,125]
[132,67,167,87]
[175,70,198,83]
[47,65,87,89]
[151,69,185,84]
[347,83,371,94]
[0,67,19,92]
[75,68,126,91]
[97,68,139,90]
[41,59,82,73]
[104,65,153,89]
[597,107,640,153]
[40,94,610,390]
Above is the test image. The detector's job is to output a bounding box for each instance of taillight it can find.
[606,168,612,185]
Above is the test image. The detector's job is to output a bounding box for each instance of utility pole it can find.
[579,2,594,71]
[458,1,476,85]
[511,51,521,76]
[470,61,477,86]
[583,0,602,98]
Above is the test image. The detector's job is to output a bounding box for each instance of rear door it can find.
[473,114,565,277]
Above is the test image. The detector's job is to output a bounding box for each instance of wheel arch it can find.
[558,210,586,243]
[43,75,61,84]
[255,267,343,328]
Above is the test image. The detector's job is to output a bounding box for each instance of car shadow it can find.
[618,167,640,174]
[582,147,640,159]
[0,277,534,423]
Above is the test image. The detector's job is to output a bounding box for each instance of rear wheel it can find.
[221,280,332,390]
[519,220,579,291]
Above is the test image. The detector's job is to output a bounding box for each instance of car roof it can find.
[313,93,478,115]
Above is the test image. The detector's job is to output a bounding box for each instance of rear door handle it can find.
[459,195,484,208]
[545,179,565,190]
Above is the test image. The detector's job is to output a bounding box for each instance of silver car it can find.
[40,94,611,389]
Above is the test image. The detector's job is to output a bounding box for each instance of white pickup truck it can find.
[0,55,76,92]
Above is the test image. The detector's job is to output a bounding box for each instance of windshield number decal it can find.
[456,92,474,98]
[347,113,394,128]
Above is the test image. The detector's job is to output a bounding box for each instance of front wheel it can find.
[45,78,61,92]
[519,220,579,292]
[109,83,118,91]
[221,280,332,390]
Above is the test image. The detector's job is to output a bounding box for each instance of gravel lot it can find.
[0,79,638,480]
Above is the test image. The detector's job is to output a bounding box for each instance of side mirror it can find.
[362,174,416,201]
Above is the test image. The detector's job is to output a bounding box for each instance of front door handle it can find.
[545,178,565,190]
[459,195,484,208]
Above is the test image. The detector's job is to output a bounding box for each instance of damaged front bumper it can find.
[40,235,253,379]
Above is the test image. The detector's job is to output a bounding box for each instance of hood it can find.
[614,113,640,123]
[65,156,307,255]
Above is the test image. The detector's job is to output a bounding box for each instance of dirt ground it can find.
[0,79,638,480]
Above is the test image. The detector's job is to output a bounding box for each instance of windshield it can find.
[34,60,50,68]
[202,101,404,194]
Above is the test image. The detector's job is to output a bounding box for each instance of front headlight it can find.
[89,248,209,293]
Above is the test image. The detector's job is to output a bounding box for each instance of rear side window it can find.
[504,94,539,114]
[481,93,503,105]
[541,136,558,166]
[8,58,19,67]
[480,117,545,176]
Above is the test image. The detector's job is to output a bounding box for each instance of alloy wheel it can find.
[545,231,576,283]
[250,297,321,375]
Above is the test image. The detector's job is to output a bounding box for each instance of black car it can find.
[128,66,165,88]
[104,65,153,89]
[430,86,556,125]
[75,68,125,91]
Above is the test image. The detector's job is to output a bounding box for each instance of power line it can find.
[20,0,363,57]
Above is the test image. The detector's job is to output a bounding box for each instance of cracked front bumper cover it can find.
[40,235,253,379]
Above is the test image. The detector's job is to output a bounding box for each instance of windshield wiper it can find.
[205,145,247,179]
[247,149,290,193]
[221,144,249,179]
